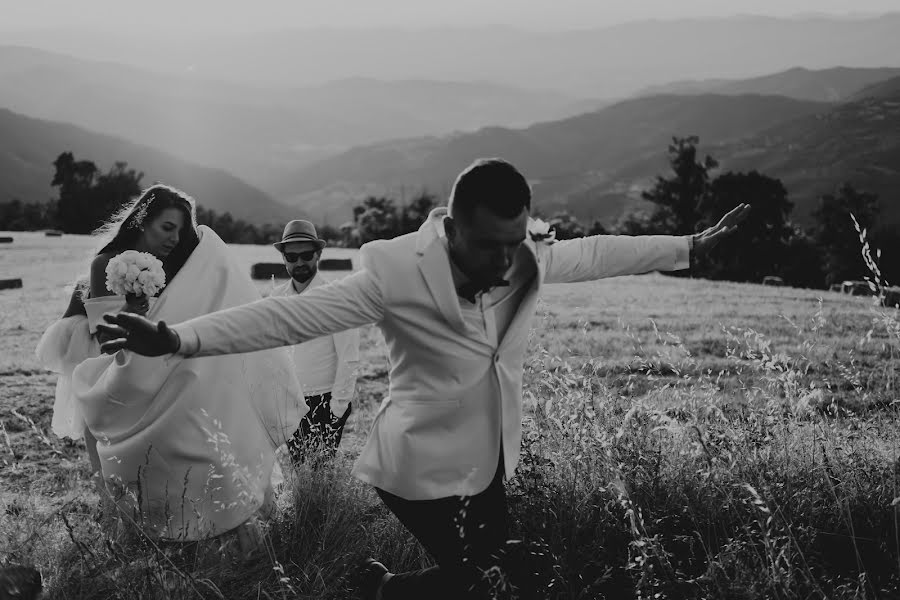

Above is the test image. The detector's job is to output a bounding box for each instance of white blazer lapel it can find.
[417,239,467,335]
[414,208,467,335]
[498,242,541,350]
[524,237,549,286]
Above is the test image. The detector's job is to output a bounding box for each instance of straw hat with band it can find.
[273,220,327,252]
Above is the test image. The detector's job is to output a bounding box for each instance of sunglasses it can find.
[283,250,318,263]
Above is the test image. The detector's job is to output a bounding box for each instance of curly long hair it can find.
[77,184,200,296]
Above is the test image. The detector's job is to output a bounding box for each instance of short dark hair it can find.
[448,158,531,222]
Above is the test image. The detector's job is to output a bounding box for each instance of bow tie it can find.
[457,278,510,304]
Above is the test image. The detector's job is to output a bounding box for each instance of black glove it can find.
[97,312,180,356]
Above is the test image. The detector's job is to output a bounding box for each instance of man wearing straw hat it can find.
[271,219,359,463]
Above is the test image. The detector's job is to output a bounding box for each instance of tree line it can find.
[0,144,896,289]
[340,137,898,289]
[0,152,344,246]
[619,136,898,288]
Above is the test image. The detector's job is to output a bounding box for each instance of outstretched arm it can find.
[543,233,689,284]
[543,203,750,284]
[98,267,385,357]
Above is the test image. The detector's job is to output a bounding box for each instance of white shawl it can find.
[72,226,305,540]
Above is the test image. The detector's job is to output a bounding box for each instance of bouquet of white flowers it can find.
[105,250,166,298]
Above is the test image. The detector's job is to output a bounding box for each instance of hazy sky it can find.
[1,0,898,32]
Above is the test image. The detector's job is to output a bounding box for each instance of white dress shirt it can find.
[270,273,360,413]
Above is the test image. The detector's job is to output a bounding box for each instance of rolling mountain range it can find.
[2,15,899,229]
[0,46,585,188]
[635,66,900,102]
[274,94,830,224]
[278,84,900,227]
[4,15,900,97]
[849,75,900,101]
[6,64,896,229]
[0,108,294,225]
[712,94,900,224]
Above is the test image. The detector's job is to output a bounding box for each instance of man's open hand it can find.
[97,313,180,356]
[692,203,752,258]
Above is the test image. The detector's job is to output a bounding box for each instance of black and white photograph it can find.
[1,1,899,598]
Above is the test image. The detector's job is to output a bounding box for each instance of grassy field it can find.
[1,230,899,599]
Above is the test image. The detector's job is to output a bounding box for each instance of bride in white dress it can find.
[36,185,304,552]
[37,185,193,471]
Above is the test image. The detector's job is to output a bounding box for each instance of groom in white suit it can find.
[99,158,749,599]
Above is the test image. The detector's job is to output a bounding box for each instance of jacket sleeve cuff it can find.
[172,324,201,357]
[674,236,692,271]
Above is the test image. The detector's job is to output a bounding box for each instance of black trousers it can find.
[376,457,509,600]
[286,392,351,464]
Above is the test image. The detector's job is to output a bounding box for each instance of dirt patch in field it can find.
[1,371,90,498]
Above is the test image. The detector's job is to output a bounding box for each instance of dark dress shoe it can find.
[0,565,42,600]
[356,558,390,600]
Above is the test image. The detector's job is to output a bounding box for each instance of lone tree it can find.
[52,152,143,234]
[641,135,719,236]
[52,152,98,234]
[628,138,805,285]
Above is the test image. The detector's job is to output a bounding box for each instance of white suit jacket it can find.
[270,274,360,411]
[174,208,690,500]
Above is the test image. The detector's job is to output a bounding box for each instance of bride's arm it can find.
[89,254,116,299]
[89,254,119,343]
[61,284,87,318]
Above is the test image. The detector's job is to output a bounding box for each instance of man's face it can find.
[281,241,320,283]
[445,205,528,284]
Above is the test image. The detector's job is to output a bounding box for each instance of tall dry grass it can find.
[1,226,899,599]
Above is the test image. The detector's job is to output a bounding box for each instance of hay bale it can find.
[762,276,784,286]
[319,258,353,271]
[841,280,871,296]
[44,230,63,237]
[0,278,23,290]
[251,263,288,280]
[0,236,13,243]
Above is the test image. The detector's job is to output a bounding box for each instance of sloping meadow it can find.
[1,231,899,599]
